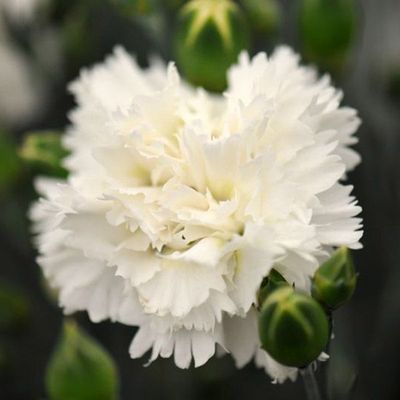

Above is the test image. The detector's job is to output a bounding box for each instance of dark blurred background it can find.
[0,0,399,399]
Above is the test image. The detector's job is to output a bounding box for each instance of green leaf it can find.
[46,320,119,400]
[19,131,69,178]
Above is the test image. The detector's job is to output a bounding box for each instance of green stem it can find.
[300,365,322,400]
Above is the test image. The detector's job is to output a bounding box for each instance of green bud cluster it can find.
[174,0,249,92]
[258,248,357,368]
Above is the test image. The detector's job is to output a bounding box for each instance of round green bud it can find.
[312,247,357,310]
[300,0,356,72]
[258,287,329,368]
[46,320,119,400]
[174,0,249,92]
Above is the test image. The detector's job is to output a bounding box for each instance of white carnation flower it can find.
[30,46,362,382]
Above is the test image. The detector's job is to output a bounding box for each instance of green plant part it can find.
[174,0,249,92]
[258,286,329,368]
[312,247,357,311]
[240,0,280,36]
[257,268,288,308]
[46,320,119,400]
[300,0,356,72]
[19,131,69,178]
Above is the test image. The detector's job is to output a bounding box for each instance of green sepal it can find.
[257,268,288,307]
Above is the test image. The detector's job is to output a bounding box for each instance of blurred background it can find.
[0,0,399,399]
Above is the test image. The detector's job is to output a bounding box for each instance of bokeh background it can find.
[0,0,399,399]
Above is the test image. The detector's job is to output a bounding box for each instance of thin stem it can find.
[300,365,322,400]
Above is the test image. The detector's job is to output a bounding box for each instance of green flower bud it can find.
[258,287,329,367]
[19,131,69,178]
[257,268,288,307]
[240,0,280,36]
[46,320,119,400]
[300,0,356,72]
[174,0,249,92]
[312,247,357,310]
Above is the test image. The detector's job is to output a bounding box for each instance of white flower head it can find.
[30,46,362,382]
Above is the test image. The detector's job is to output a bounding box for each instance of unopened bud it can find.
[300,0,356,72]
[174,0,249,92]
[258,286,329,367]
[312,247,357,310]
